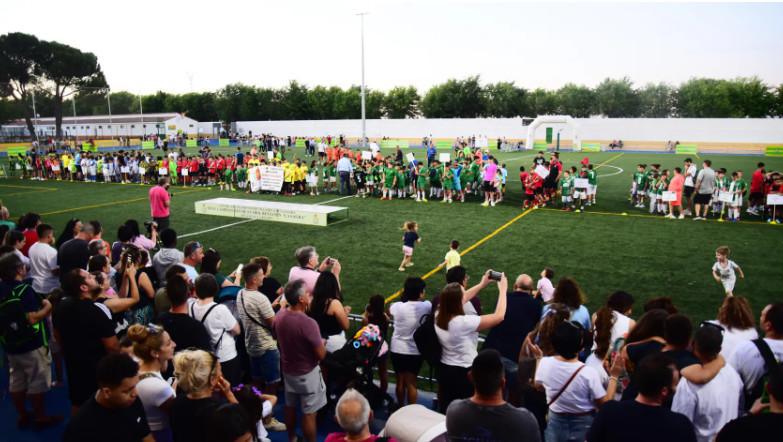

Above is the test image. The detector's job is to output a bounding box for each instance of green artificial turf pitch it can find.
[2,148,782,325]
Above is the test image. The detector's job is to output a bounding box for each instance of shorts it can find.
[250,349,281,384]
[562,195,572,204]
[637,190,647,197]
[453,182,462,192]
[390,352,423,375]
[573,190,586,199]
[534,187,543,195]
[588,185,597,196]
[8,346,52,394]
[482,181,495,192]
[284,366,327,414]
[525,193,535,201]
[329,176,336,183]
[684,186,695,199]
[731,196,743,208]
[402,245,414,257]
[722,278,736,293]
[694,193,712,205]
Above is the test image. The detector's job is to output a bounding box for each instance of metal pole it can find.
[358,12,367,148]
[107,90,113,140]
[31,90,40,143]
[139,95,144,140]
[72,98,78,141]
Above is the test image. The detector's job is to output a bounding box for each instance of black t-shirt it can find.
[63,396,150,442]
[259,277,282,308]
[446,399,541,442]
[53,296,116,405]
[403,231,419,248]
[483,291,543,361]
[662,349,700,371]
[716,413,783,442]
[58,238,90,282]
[586,400,696,442]
[157,312,212,353]
[170,395,221,442]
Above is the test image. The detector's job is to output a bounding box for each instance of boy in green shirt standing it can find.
[416,163,429,202]
[559,170,574,211]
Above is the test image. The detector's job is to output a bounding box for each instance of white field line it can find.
[179,194,355,238]
[597,164,624,178]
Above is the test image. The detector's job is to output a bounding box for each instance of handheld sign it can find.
[267,151,274,161]
[661,191,678,202]
[361,151,372,160]
[573,178,589,189]
[718,191,734,203]
[159,168,168,176]
[181,169,189,177]
[535,165,549,179]
[439,153,451,163]
[406,153,415,164]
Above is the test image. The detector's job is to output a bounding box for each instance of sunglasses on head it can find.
[699,321,725,334]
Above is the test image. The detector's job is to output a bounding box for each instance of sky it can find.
[2,0,782,94]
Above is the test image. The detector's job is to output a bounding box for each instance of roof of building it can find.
[9,113,195,126]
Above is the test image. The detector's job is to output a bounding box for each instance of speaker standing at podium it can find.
[149,177,171,231]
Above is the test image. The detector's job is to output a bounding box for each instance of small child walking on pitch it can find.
[399,221,421,272]
[712,246,744,296]
[442,240,461,270]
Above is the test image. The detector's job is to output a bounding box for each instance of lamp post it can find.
[357,12,368,147]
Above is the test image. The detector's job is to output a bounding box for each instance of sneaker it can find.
[665,214,675,219]
[264,417,287,432]
[678,214,685,219]
[422,198,428,202]
[398,267,405,272]
[481,201,489,207]
[575,209,581,213]
[405,262,414,267]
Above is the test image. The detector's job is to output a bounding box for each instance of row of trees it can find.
[3,32,783,139]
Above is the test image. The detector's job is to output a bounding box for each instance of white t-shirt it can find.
[712,260,738,281]
[136,371,175,431]
[592,310,632,351]
[181,263,199,283]
[436,314,481,368]
[707,320,758,361]
[728,337,783,393]
[684,164,697,187]
[188,300,238,362]
[389,300,432,355]
[671,365,743,442]
[534,357,606,414]
[28,242,59,294]
[536,277,554,303]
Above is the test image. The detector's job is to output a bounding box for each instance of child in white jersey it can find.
[712,246,744,296]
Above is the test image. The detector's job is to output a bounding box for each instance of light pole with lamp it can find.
[357,12,368,148]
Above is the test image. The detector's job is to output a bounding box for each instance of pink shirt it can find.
[149,185,170,218]
[484,162,498,182]
[668,174,685,193]
[288,266,321,293]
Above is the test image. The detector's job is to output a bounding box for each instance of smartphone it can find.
[235,263,244,276]
[326,257,334,265]
[488,270,502,281]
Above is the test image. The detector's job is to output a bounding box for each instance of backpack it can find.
[413,313,441,365]
[190,302,226,354]
[745,338,779,409]
[0,283,44,354]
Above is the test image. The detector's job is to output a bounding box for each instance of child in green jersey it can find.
[236,164,247,191]
[416,163,429,202]
[442,164,454,203]
[429,160,442,199]
[221,165,234,192]
[396,165,407,199]
[632,164,648,208]
[712,168,728,215]
[656,170,669,215]
[728,171,746,222]
[647,172,659,214]
[381,162,397,200]
[586,164,598,206]
[559,170,574,210]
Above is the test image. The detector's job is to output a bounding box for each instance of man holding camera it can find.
[149,177,171,231]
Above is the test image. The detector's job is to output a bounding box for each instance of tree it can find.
[775,84,783,117]
[383,86,420,118]
[556,83,595,117]
[178,92,218,122]
[37,40,108,138]
[421,76,485,118]
[594,77,640,117]
[676,78,734,117]
[483,82,528,117]
[639,83,675,117]
[527,88,558,115]
[726,77,775,118]
[109,91,137,115]
[0,32,46,137]
[280,81,312,120]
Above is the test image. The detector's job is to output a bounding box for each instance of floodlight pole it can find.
[31,90,40,143]
[139,95,144,139]
[358,12,368,148]
[72,98,78,140]
[107,90,113,139]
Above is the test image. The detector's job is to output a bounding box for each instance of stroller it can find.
[324,324,396,413]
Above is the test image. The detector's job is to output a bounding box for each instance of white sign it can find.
[370,142,380,153]
[259,166,284,192]
[51,165,60,172]
[138,167,146,176]
[767,194,783,205]
[181,168,189,176]
[267,151,274,161]
[159,168,168,176]
[718,191,734,203]
[406,153,415,164]
[361,151,372,160]
[661,191,678,202]
[573,178,589,188]
[439,153,451,163]
[534,165,549,179]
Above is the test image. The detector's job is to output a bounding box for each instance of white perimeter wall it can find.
[235,118,783,144]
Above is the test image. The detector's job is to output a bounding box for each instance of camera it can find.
[488,270,502,281]
[144,220,158,233]
[326,257,334,265]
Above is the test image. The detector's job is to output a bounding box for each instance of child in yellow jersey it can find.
[282,162,294,195]
[297,162,308,194]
